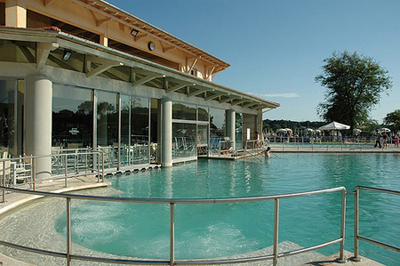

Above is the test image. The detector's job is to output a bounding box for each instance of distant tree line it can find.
[263,119,326,132]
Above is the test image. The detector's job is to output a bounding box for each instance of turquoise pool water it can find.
[55,154,400,265]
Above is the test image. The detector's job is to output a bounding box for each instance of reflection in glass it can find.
[52,85,93,149]
[0,80,15,156]
[97,91,118,168]
[131,97,149,165]
[172,103,196,120]
[235,112,243,149]
[209,108,225,138]
[198,106,209,121]
[172,123,196,159]
[120,95,130,166]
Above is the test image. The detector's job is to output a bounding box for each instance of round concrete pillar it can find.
[161,98,172,167]
[226,109,236,150]
[25,75,52,179]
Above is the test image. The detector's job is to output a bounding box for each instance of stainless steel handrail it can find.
[0,151,105,203]
[0,186,346,266]
[354,185,400,261]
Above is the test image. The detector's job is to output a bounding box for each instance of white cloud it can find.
[254,93,301,98]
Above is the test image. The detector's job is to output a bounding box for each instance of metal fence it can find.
[0,186,346,266]
[354,186,400,261]
[1,150,105,203]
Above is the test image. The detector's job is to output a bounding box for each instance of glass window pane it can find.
[131,97,149,165]
[172,103,196,120]
[52,84,93,149]
[209,108,225,138]
[0,80,15,157]
[97,91,118,168]
[197,106,209,121]
[172,123,196,159]
[235,112,242,149]
[120,95,130,167]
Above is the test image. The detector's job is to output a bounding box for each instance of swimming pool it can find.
[48,153,400,265]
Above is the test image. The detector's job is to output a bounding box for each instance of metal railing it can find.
[1,151,105,203]
[354,186,400,261]
[0,186,346,266]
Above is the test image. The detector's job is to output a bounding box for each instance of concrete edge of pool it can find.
[0,174,387,266]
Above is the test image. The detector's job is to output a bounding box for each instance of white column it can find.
[161,98,172,167]
[25,75,52,179]
[226,109,236,150]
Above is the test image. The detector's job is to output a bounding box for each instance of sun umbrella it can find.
[319,121,350,131]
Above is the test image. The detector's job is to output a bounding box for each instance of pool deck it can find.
[301,251,385,266]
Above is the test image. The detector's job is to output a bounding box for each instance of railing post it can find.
[102,152,105,182]
[170,203,175,266]
[85,153,88,176]
[353,187,361,261]
[32,157,36,191]
[2,161,5,203]
[337,189,346,263]
[66,197,72,266]
[273,198,279,266]
[65,154,68,187]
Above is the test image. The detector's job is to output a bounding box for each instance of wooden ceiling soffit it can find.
[188,88,208,98]
[43,0,55,6]
[89,10,110,27]
[36,42,59,69]
[166,82,191,93]
[86,56,123,78]
[131,73,162,87]
[160,42,175,53]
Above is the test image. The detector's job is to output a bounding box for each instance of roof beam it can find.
[220,96,236,104]
[166,82,191,93]
[243,102,257,108]
[205,93,222,101]
[188,88,208,98]
[232,99,248,106]
[131,74,162,86]
[86,57,123,78]
[43,0,55,6]
[36,42,59,69]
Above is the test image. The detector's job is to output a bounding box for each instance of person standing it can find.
[374,131,382,148]
[394,131,399,148]
[383,132,388,149]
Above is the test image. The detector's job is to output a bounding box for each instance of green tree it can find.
[316,51,392,136]
[383,110,400,130]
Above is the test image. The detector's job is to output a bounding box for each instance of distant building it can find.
[0,0,279,175]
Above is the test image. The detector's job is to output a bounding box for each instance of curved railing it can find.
[354,186,400,261]
[0,186,347,266]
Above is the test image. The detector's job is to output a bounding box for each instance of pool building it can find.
[0,0,279,177]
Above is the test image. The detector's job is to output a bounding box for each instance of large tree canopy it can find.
[383,109,400,130]
[316,51,392,135]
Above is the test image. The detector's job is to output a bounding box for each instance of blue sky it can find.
[107,0,400,123]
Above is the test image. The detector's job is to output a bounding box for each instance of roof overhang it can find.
[0,27,280,111]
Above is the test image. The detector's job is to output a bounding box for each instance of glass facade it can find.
[209,108,225,138]
[172,123,196,159]
[131,96,149,165]
[172,103,196,120]
[0,80,15,157]
[172,103,209,160]
[52,84,93,149]
[235,112,243,149]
